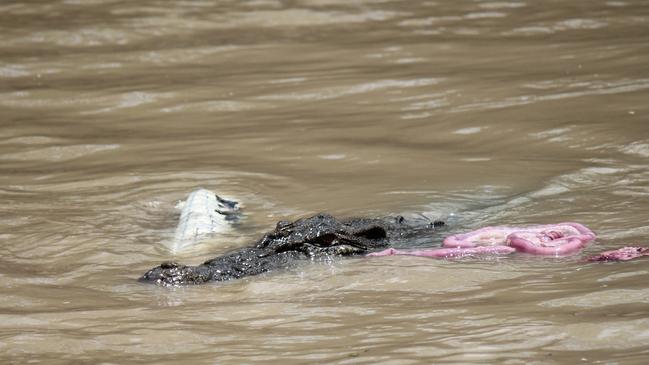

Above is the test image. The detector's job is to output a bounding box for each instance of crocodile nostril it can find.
[160,261,179,269]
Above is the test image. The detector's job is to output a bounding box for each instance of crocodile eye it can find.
[312,233,337,246]
[354,226,386,240]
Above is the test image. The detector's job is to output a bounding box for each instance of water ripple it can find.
[258,78,443,101]
[1,144,120,162]
[452,79,649,113]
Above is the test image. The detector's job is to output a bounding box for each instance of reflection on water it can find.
[1,0,649,363]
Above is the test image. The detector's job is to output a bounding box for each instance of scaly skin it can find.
[141,213,445,286]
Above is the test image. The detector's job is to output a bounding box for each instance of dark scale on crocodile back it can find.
[140,213,445,286]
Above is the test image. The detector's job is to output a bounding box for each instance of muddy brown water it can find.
[2,0,649,363]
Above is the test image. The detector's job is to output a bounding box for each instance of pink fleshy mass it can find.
[443,222,596,256]
[368,245,516,258]
[587,246,649,262]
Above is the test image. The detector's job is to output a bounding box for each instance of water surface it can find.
[2,0,649,363]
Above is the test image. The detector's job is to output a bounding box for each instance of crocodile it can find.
[141,213,445,286]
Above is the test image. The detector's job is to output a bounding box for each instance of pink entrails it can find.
[443,222,596,256]
[368,222,597,259]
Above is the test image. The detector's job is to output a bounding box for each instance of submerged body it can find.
[142,213,445,286]
[168,188,240,252]
[368,245,516,258]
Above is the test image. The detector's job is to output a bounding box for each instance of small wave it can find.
[20,27,131,47]
[620,141,649,158]
[257,78,443,101]
[465,12,507,19]
[528,126,576,143]
[160,100,260,113]
[528,166,628,199]
[453,127,484,135]
[393,57,427,64]
[268,77,308,84]
[539,289,649,308]
[505,18,607,35]
[399,16,463,27]
[452,79,649,113]
[1,144,120,162]
[399,11,506,28]
[80,62,123,70]
[129,45,241,66]
[213,9,403,28]
[0,90,172,113]
[318,154,347,160]
[0,65,30,78]
[401,98,450,112]
[84,92,175,114]
[0,136,63,145]
[479,2,527,9]
[400,112,432,120]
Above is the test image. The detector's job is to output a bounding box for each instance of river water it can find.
[2,0,649,363]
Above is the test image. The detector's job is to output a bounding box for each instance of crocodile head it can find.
[254,213,391,257]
